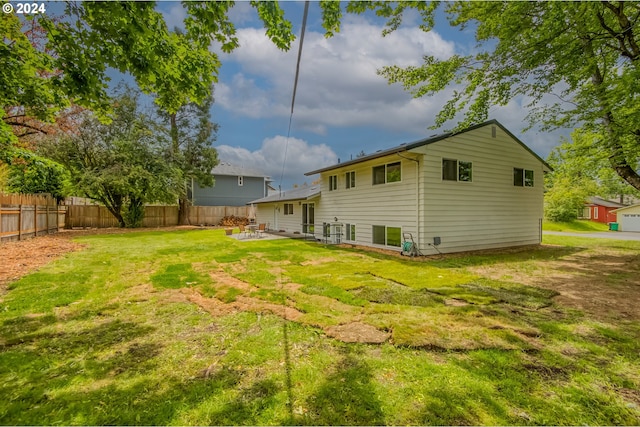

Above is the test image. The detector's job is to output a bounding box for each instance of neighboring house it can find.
[580,196,626,224]
[251,120,552,255]
[249,185,320,233]
[193,162,272,207]
[612,203,640,232]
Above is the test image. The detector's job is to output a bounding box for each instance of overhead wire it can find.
[278,3,310,418]
[279,0,310,189]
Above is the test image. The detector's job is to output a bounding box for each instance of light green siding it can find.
[415,124,544,254]
[315,156,420,249]
[314,123,547,254]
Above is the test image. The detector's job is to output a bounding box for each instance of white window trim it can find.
[442,158,473,183]
[373,161,402,185]
[329,175,338,191]
[514,168,534,187]
[346,171,356,189]
[372,224,402,247]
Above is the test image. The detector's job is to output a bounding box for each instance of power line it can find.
[279,1,310,189]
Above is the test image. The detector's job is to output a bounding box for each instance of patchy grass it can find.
[0,229,638,425]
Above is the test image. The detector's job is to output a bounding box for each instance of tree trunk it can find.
[100,193,126,228]
[170,112,191,225]
[104,203,126,228]
[178,196,190,225]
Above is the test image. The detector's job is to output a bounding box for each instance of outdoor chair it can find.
[257,223,266,238]
[238,224,248,239]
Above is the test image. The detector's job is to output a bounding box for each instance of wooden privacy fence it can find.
[0,193,66,242]
[65,205,250,228]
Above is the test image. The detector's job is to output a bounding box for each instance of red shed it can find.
[582,197,626,224]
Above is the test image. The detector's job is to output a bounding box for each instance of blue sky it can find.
[160,1,569,189]
[44,1,571,189]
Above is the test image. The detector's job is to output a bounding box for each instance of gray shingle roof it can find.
[587,196,627,208]
[212,162,270,179]
[305,119,552,176]
[249,185,320,204]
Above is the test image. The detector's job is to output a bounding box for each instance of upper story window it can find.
[329,175,338,191]
[514,168,534,187]
[238,176,244,186]
[346,171,356,189]
[373,162,401,185]
[443,159,472,182]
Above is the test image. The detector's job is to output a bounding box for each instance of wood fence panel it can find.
[141,206,178,227]
[0,193,63,242]
[62,204,249,229]
[189,206,249,226]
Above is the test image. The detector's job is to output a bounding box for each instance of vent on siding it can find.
[491,126,497,138]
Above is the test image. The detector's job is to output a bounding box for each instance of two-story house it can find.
[250,120,551,255]
[193,162,273,207]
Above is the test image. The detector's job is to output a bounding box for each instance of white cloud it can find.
[217,136,338,187]
[217,18,456,135]
[213,9,562,159]
[163,3,186,32]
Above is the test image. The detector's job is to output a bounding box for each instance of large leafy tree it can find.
[552,130,640,202]
[2,1,296,145]
[1,14,68,143]
[2,1,295,202]
[43,90,182,228]
[367,1,640,192]
[157,91,219,225]
[36,1,294,117]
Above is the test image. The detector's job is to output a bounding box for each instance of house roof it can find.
[612,202,640,213]
[248,185,320,204]
[587,196,627,208]
[212,162,271,179]
[305,119,552,176]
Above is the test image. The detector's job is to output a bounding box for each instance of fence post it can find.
[18,204,23,240]
[33,200,36,235]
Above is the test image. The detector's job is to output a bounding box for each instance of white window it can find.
[372,162,401,185]
[372,225,401,247]
[284,203,293,215]
[329,175,338,191]
[443,159,472,182]
[514,168,534,187]
[346,171,356,189]
[345,223,356,241]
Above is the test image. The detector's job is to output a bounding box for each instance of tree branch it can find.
[4,120,48,135]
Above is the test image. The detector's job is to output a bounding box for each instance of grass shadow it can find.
[0,317,159,424]
[293,346,385,425]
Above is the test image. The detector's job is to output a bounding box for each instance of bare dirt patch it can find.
[325,322,390,344]
[1,232,86,290]
[468,247,640,321]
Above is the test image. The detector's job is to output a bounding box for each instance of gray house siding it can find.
[193,175,267,206]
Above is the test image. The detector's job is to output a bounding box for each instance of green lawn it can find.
[1,229,639,425]
[543,219,610,232]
